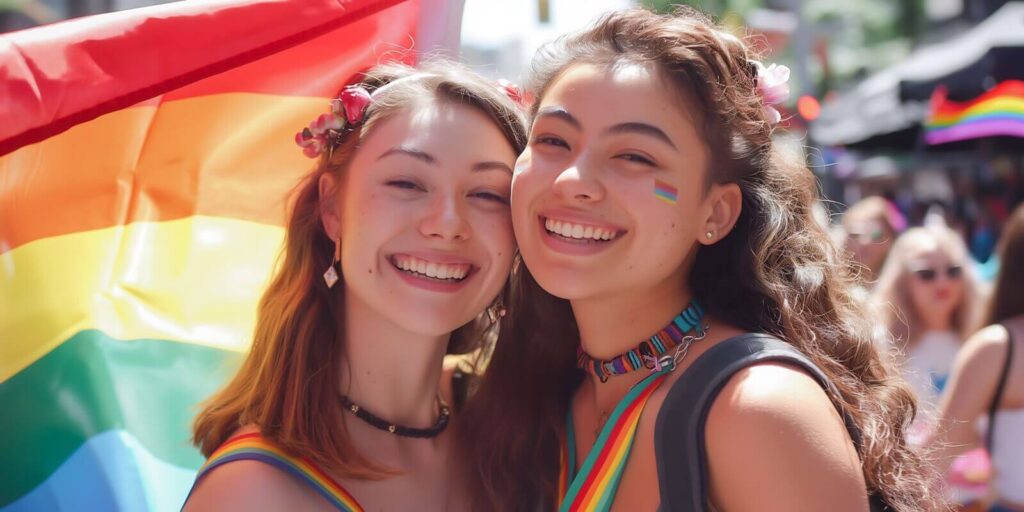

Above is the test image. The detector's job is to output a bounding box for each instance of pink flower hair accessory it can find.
[494,79,525,106]
[295,84,373,159]
[751,61,791,125]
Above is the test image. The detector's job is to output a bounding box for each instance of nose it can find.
[551,159,604,203]
[418,193,470,242]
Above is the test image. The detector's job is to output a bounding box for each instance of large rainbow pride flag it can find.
[0,1,461,509]
[925,79,1024,145]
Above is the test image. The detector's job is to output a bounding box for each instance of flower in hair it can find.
[494,79,525,106]
[295,84,372,158]
[753,61,791,125]
[334,85,373,125]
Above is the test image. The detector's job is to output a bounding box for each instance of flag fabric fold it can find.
[925,80,1024,145]
[0,0,463,509]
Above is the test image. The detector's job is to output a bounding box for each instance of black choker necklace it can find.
[339,395,450,438]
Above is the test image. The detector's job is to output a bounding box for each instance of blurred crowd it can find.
[835,196,1024,511]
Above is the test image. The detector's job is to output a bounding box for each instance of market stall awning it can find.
[811,1,1024,147]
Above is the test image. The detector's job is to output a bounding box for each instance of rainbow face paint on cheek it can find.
[654,179,678,204]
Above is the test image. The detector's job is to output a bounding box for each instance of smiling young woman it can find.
[182,62,526,511]
[458,7,941,512]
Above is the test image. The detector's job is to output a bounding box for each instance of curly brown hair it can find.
[457,7,942,511]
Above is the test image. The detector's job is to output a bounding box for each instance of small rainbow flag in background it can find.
[925,79,1024,145]
[0,0,461,510]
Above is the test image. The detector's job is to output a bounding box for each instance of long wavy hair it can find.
[983,203,1024,326]
[192,61,527,479]
[457,7,940,511]
[873,225,981,349]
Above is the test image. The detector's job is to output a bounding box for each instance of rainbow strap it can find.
[189,433,364,511]
[558,370,670,511]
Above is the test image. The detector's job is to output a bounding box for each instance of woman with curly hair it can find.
[458,7,940,511]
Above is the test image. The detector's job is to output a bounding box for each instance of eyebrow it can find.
[378,146,436,164]
[379,146,511,174]
[535,107,677,151]
[535,107,582,130]
[472,161,513,174]
[605,122,677,151]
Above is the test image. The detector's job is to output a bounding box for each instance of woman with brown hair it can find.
[458,7,940,512]
[182,62,527,511]
[926,203,1024,511]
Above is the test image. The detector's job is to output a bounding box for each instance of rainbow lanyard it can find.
[191,433,364,512]
[558,369,670,512]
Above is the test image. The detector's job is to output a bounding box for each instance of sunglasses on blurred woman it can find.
[909,265,963,282]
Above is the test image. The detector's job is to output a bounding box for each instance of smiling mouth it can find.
[390,255,474,282]
[542,217,623,243]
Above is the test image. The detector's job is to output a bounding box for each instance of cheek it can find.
[511,167,548,223]
[339,190,389,260]
[908,282,933,308]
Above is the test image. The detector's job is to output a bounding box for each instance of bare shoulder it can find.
[942,324,1009,401]
[959,324,1010,365]
[705,362,868,512]
[183,458,318,512]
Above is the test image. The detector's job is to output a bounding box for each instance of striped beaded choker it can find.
[577,301,706,382]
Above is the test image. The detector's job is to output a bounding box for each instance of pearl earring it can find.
[705,231,714,240]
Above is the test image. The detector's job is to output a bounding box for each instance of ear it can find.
[700,182,742,245]
[318,173,341,242]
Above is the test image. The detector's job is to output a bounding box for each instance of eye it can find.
[534,135,570,150]
[616,153,656,166]
[385,179,424,191]
[471,190,510,204]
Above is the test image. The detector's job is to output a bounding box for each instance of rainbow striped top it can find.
[188,432,364,511]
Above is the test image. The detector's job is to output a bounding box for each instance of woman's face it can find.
[905,245,964,327]
[324,101,517,336]
[512,62,731,302]
[843,213,893,275]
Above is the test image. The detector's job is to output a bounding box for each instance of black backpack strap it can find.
[654,333,875,511]
[986,324,1016,454]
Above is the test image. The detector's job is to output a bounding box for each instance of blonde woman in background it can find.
[873,225,980,418]
[873,224,983,507]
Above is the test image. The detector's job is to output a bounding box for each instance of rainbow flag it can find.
[925,80,1024,145]
[0,0,459,509]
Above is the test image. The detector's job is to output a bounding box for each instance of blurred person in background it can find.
[927,203,1024,512]
[843,196,905,289]
[873,224,984,507]
[873,225,980,420]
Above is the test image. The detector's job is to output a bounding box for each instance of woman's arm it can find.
[923,324,1008,474]
[705,362,869,512]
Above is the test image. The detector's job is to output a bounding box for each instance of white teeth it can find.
[544,217,618,241]
[393,256,470,281]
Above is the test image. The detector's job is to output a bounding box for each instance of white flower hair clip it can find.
[751,61,790,125]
